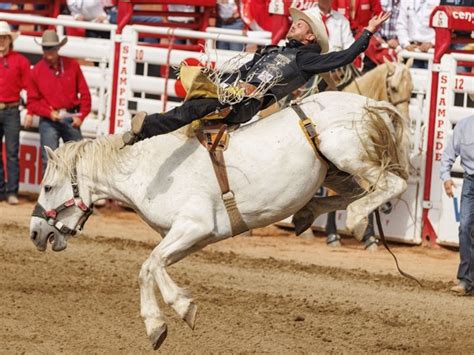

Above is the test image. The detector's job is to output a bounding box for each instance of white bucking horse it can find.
[29,91,409,350]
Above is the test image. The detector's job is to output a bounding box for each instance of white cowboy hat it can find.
[0,21,19,41]
[289,8,329,54]
[34,29,68,48]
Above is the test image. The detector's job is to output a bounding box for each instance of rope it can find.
[162,28,176,112]
[374,209,423,287]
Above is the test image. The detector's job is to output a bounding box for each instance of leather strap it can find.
[210,150,230,193]
[197,124,249,236]
[291,103,328,169]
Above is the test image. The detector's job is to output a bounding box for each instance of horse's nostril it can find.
[30,231,38,241]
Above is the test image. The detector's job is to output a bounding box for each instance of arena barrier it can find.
[1,6,472,247]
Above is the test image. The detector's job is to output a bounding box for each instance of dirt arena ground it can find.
[1,196,473,354]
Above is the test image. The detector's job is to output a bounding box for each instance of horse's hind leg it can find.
[346,171,407,240]
[292,171,364,235]
[292,195,356,235]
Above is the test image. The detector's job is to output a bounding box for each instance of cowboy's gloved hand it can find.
[224,85,244,97]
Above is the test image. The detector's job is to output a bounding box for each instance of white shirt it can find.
[217,0,238,20]
[396,0,440,48]
[313,7,354,52]
[168,5,195,23]
[67,0,107,22]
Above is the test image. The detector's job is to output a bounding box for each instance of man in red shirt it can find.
[332,0,383,32]
[0,21,30,205]
[28,30,91,174]
[332,0,383,71]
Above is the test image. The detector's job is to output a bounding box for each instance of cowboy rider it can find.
[122,8,390,146]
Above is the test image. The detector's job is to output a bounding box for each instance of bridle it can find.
[32,162,93,237]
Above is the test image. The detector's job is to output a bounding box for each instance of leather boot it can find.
[122,111,147,146]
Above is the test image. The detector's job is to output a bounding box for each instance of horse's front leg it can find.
[139,258,168,350]
[141,212,217,350]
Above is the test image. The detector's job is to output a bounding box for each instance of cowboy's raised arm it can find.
[297,12,390,78]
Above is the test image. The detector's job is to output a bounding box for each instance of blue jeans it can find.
[216,18,245,51]
[0,107,21,198]
[39,117,82,174]
[458,174,474,290]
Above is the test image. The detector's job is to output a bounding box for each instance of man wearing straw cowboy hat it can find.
[0,21,30,205]
[28,30,91,173]
[122,8,390,146]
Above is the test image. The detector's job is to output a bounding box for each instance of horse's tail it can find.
[360,103,410,189]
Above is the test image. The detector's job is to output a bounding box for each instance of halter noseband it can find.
[32,163,93,237]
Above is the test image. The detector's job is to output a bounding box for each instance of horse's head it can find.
[30,146,94,252]
[384,57,414,119]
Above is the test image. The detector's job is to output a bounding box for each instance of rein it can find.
[32,162,93,236]
[374,209,423,287]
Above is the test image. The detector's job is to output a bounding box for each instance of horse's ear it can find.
[397,54,404,64]
[405,57,414,69]
[384,57,396,71]
[44,146,58,161]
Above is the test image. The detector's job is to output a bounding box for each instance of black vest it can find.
[245,45,308,103]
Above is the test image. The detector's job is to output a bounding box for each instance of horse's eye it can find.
[44,185,52,193]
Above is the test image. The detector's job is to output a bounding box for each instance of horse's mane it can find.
[344,64,389,100]
[42,135,125,186]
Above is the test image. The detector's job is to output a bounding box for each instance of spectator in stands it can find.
[315,0,354,52]
[0,21,30,205]
[67,0,111,38]
[168,5,196,45]
[441,0,474,5]
[107,4,162,44]
[332,0,383,33]
[380,0,400,50]
[67,0,109,23]
[216,0,245,51]
[332,0,383,71]
[396,0,440,67]
[440,115,474,296]
[28,30,91,173]
[0,3,11,10]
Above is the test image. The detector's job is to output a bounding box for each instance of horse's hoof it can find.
[350,216,368,242]
[183,302,197,330]
[365,242,379,253]
[326,233,341,247]
[352,223,366,242]
[149,324,168,350]
[299,228,315,240]
[364,236,379,253]
[292,210,314,236]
